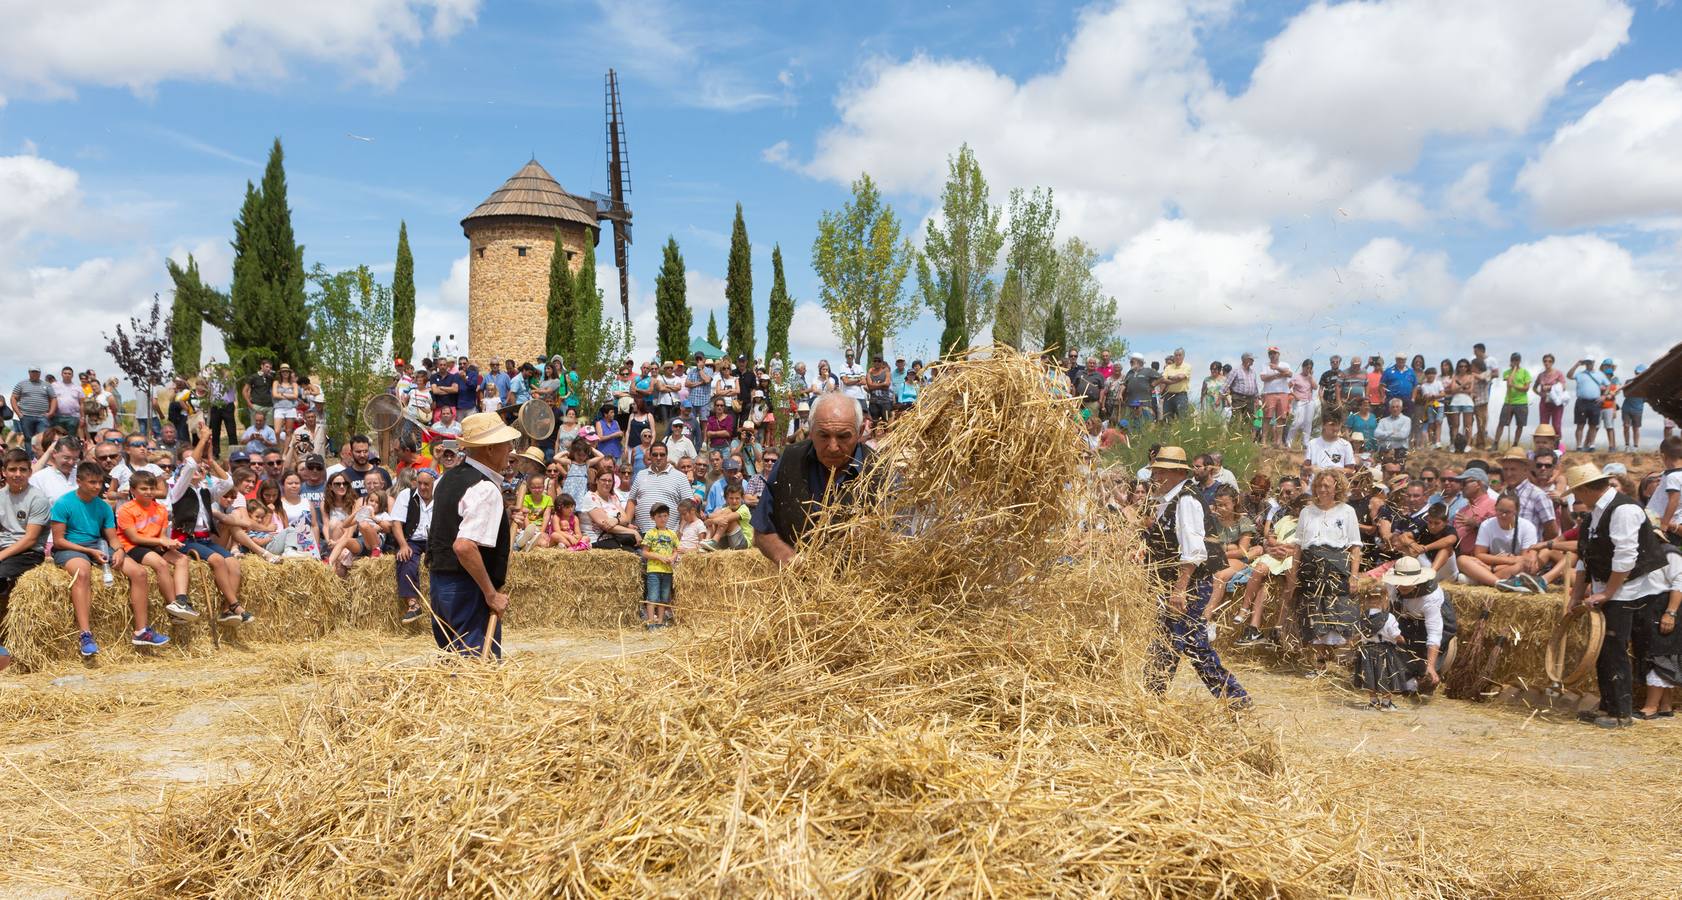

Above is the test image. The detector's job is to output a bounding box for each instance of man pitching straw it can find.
[751,392,872,566]
[426,412,518,658]
[1142,446,1251,708]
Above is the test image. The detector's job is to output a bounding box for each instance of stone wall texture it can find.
[465,220,591,364]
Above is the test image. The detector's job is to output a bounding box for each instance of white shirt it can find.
[663,435,698,462]
[441,337,462,357]
[577,491,623,543]
[29,466,77,502]
[455,457,505,548]
[392,488,434,542]
[1647,469,1682,528]
[1304,436,1355,469]
[1296,502,1360,548]
[627,466,692,535]
[1574,488,1671,601]
[1374,414,1411,450]
[1260,362,1293,395]
[839,363,868,400]
[1475,517,1538,555]
[1387,583,1448,646]
[1152,479,1207,565]
[1360,609,1402,643]
[111,462,163,493]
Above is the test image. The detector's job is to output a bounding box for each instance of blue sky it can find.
[3,0,1680,390]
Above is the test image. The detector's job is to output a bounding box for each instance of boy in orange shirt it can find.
[115,470,186,647]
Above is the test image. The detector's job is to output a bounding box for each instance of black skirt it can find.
[1299,545,1355,643]
[1644,598,1682,687]
[1352,610,1409,693]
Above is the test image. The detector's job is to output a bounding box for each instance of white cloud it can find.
[1516,72,1682,228]
[411,255,470,361]
[1443,162,1504,227]
[589,0,781,111]
[0,153,81,243]
[797,0,1629,249]
[0,0,481,101]
[787,301,839,360]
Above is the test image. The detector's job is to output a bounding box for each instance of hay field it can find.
[5,351,1679,898]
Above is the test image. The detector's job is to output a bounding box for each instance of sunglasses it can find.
[127,441,146,448]
[96,454,119,462]
[1534,462,1555,469]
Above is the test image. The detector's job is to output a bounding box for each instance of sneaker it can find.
[1234,626,1266,647]
[1495,577,1532,594]
[698,540,718,553]
[79,632,99,657]
[1594,715,1632,729]
[131,628,170,648]
[239,610,256,626]
[166,598,200,620]
[1519,573,1547,594]
[401,605,425,624]
[218,606,242,623]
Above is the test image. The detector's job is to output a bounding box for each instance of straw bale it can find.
[3,558,349,671]
[675,549,776,624]
[123,350,1547,897]
[350,548,644,632]
[1443,585,1566,692]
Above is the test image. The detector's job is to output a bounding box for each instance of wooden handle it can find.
[481,614,499,660]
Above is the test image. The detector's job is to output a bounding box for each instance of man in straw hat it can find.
[751,392,872,567]
[1564,462,1674,728]
[1141,445,1250,708]
[1381,557,1457,692]
[426,411,520,658]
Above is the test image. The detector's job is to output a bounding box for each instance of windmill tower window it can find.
[565,251,576,262]
[515,246,529,257]
[475,247,485,259]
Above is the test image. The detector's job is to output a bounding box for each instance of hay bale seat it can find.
[348,549,646,632]
[673,550,776,624]
[4,559,351,672]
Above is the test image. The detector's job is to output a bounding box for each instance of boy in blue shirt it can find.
[50,462,127,657]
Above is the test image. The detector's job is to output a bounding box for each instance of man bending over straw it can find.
[1142,446,1251,709]
[426,412,518,658]
[751,393,872,567]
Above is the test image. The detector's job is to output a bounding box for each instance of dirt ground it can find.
[3,628,1678,897]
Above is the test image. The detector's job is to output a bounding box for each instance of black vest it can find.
[402,489,424,540]
[1579,491,1670,586]
[171,484,217,536]
[427,462,511,589]
[1143,481,1223,586]
[768,440,873,547]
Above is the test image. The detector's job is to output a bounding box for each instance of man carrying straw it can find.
[426,412,519,658]
[1142,446,1251,709]
[751,393,872,566]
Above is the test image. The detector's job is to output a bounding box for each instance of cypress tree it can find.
[939,274,966,360]
[1042,298,1067,357]
[706,311,721,349]
[227,138,309,374]
[993,269,1022,349]
[570,238,605,380]
[391,221,416,363]
[764,244,792,367]
[654,237,690,364]
[724,202,754,362]
[545,228,576,359]
[166,255,207,375]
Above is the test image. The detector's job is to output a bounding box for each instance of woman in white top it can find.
[1296,468,1362,674]
[579,469,638,551]
[271,365,300,438]
[1459,493,1542,590]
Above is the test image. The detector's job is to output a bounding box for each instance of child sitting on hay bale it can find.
[50,461,140,657]
[113,470,185,650]
[168,433,253,626]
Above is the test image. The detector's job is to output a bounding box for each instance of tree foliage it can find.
[223,138,311,375]
[724,202,754,362]
[561,238,625,410]
[307,264,391,441]
[654,236,691,364]
[165,256,214,375]
[811,173,916,361]
[545,228,576,360]
[706,310,721,349]
[103,294,174,418]
[916,144,1003,348]
[1041,298,1067,357]
[1037,236,1123,357]
[764,243,793,367]
[994,186,1059,349]
[391,221,416,364]
[938,273,967,359]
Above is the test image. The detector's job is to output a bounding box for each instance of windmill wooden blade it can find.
[605,68,633,324]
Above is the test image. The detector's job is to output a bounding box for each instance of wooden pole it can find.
[481,614,499,660]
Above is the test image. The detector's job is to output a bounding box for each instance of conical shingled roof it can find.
[460,159,600,235]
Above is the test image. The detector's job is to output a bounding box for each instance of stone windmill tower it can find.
[461,159,601,364]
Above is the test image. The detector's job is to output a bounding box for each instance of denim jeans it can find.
[18,416,49,455]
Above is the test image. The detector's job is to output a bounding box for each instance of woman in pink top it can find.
[1532,353,1567,436]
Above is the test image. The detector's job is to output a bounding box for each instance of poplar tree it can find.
[724,202,754,361]
[764,244,793,367]
[811,173,915,361]
[545,228,576,359]
[391,221,416,363]
[916,144,1003,349]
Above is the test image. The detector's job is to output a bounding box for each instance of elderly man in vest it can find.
[1142,445,1250,708]
[427,412,518,658]
[751,393,871,566]
[1566,463,1673,729]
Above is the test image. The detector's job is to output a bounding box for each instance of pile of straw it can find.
[124,349,1534,896]
[5,558,348,671]
[349,550,643,631]
[673,549,774,623]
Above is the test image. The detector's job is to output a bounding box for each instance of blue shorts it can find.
[645,571,673,604]
[182,538,233,560]
[52,538,109,568]
[1227,567,1254,588]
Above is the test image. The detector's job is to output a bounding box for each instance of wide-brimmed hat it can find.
[1498,446,1531,464]
[518,447,547,468]
[1383,557,1436,587]
[1533,423,1557,438]
[456,411,521,447]
[1149,446,1191,471]
[1564,463,1612,493]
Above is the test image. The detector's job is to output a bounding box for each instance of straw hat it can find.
[456,411,521,447]
[1382,557,1436,587]
[1498,446,1531,464]
[1533,423,1557,438]
[1564,463,1612,493]
[1149,446,1191,471]
[518,447,547,467]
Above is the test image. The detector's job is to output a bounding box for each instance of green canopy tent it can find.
[688,337,726,361]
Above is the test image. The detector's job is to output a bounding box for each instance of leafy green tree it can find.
[1033,236,1122,357]
[569,238,609,388]
[916,144,1003,349]
[1041,298,1067,356]
[764,244,793,366]
[724,202,754,362]
[811,173,915,361]
[165,255,212,375]
[654,236,691,364]
[307,264,391,441]
[391,221,416,363]
[994,186,1058,349]
[706,310,721,349]
[545,227,576,359]
[224,138,311,374]
[938,274,967,359]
